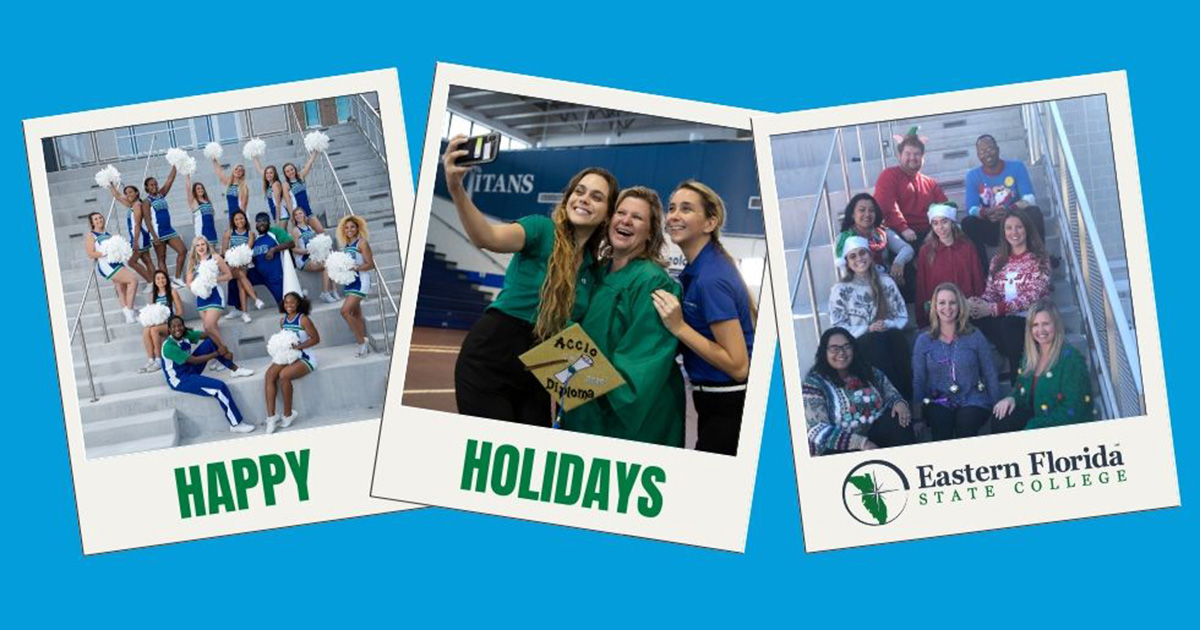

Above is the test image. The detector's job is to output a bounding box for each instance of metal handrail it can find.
[1027,101,1143,419]
[351,95,386,164]
[789,129,841,305]
[69,134,157,401]
[288,106,401,356]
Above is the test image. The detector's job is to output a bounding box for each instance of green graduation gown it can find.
[563,258,686,446]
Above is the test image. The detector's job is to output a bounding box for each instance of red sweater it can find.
[982,251,1051,316]
[915,237,985,327]
[874,166,948,233]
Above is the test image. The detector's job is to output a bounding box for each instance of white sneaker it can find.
[172,278,187,290]
[241,312,252,323]
[123,308,136,324]
[224,308,242,320]
[230,422,256,434]
[355,340,371,358]
[320,291,338,304]
[265,415,279,434]
[137,358,158,373]
[230,367,255,378]
[280,411,298,429]
[254,298,265,310]
[210,362,225,372]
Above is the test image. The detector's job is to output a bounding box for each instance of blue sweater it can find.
[966,159,1036,216]
[911,328,1000,410]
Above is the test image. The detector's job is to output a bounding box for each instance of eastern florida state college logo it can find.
[842,460,911,526]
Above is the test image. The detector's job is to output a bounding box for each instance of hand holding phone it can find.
[453,132,501,167]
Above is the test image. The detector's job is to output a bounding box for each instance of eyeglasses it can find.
[827,342,853,356]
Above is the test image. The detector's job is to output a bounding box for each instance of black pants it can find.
[693,387,745,456]
[974,315,1026,382]
[454,309,551,426]
[899,228,927,303]
[923,403,989,441]
[867,409,917,449]
[961,205,1046,275]
[980,407,1033,434]
[858,329,913,401]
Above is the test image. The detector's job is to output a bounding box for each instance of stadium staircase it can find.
[53,121,401,458]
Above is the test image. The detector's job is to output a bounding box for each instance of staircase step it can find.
[83,408,178,458]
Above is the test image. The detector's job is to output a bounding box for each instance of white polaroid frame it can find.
[370,64,776,552]
[754,71,1178,551]
[24,70,420,554]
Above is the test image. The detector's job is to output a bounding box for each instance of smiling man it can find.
[874,133,949,244]
[961,134,1049,274]
[161,315,256,433]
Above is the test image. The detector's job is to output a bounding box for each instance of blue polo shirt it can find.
[679,240,755,384]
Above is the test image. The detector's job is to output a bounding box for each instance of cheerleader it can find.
[144,166,187,286]
[337,215,374,357]
[289,206,336,303]
[253,156,291,227]
[83,212,140,324]
[138,270,184,373]
[105,183,155,285]
[652,180,757,456]
[184,236,233,366]
[264,292,320,434]
[211,156,250,222]
[220,210,259,323]
[161,315,255,433]
[185,175,219,248]
[282,154,317,215]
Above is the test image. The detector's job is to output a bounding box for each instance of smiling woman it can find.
[442,134,619,426]
[563,187,686,446]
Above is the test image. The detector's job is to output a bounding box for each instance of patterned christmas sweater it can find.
[1012,344,1097,429]
[803,368,904,455]
[981,251,1050,316]
[828,275,907,338]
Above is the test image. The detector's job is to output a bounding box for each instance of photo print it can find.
[371,64,776,552]
[25,70,418,553]
[754,72,1178,550]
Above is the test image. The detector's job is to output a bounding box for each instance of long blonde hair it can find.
[336,215,369,247]
[838,244,891,322]
[1022,299,1064,376]
[533,168,619,340]
[601,186,668,267]
[926,282,974,337]
[673,179,758,326]
[187,236,212,270]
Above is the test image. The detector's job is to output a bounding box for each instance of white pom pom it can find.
[203,142,223,160]
[165,147,189,168]
[267,330,302,366]
[325,251,358,285]
[190,258,219,299]
[242,138,266,160]
[306,233,333,263]
[94,165,122,188]
[224,243,252,268]
[137,302,170,327]
[177,156,197,177]
[304,131,330,154]
[97,234,132,265]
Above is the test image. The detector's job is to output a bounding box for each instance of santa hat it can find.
[836,235,871,269]
[927,203,957,224]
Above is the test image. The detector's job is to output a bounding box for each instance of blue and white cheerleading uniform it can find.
[92,231,125,280]
[266,184,288,223]
[126,206,151,253]
[161,330,244,427]
[343,238,371,298]
[147,192,178,240]
[192,258,225,312]
[289,178,311,213]
[296,222,316,268]
[194,201,218,246]
[282,312,318,371]
[225,183,241,219]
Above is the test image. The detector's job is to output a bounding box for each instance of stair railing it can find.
[786,129,851,343]
[1025,101,1144,420]
[350,95,387,165]
[289,106,401,356]
[69,134,157,402]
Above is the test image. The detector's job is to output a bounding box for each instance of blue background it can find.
[4,1,1192,625]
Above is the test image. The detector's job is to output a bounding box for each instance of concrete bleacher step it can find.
[83,409,178,459]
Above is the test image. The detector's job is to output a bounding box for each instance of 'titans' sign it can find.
[467,172,535,194]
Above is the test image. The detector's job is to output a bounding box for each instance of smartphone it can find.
[454,132,501,166]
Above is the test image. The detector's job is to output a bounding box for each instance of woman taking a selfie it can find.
[442,134,617,427]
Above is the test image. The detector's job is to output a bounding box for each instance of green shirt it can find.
[563,258,685,447]
[269,226,294,244]
[161,330,204,364]
[487,214,595,325]
[1012,344,1097,429]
